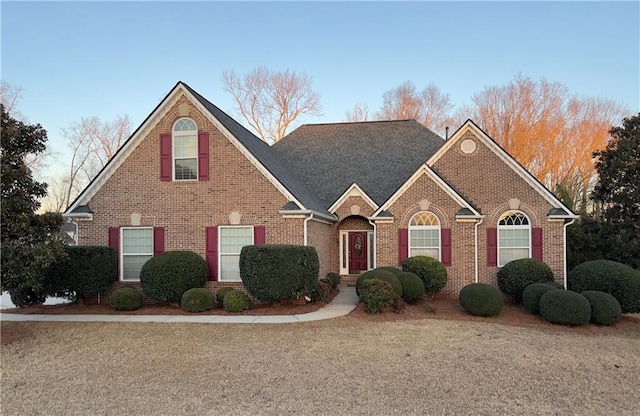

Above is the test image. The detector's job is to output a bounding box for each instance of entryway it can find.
[338,229,374,275]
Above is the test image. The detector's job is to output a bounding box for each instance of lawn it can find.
[1,317,639,415]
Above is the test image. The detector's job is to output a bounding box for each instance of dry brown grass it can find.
[2,317,639,416]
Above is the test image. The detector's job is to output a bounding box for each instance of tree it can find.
[591,113,640,268]
[221,67,322,144]
[0,104,65,306]
[376,81,453,135]
[345,102,371,122]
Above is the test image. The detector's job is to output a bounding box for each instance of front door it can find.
[348,231,368,273]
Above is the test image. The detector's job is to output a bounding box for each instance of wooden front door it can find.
[348,231,368,273]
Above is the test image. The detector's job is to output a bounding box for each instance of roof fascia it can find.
[328,182,379,213]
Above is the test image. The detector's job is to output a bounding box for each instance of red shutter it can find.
[153,227,165,256]
[198,131,210,181]
[254,225,266,245]
[398,228,409,267]
[441,228,452,266]
[532,227,543,261]
[205,226,218,281]
[108,227,120,275]
[487,227,498,266]
[160,133,172,182]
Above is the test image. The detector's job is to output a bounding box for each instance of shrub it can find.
[396,272,425,303]
[360,279,399,314]
[581,290,622,326]
[402,256,447,298]
[376,267,403,277]
[539,290,591,326]
[46,246,117,302]
[309,280,331,302]
[325,272,341,289]
[181,288,215,313]
[223,290,251,312]
[568,259,640,313]
[140,251,208,303]
[522,283,558,314]
[497,258,554,302]
[458,283,503,317]
[240,245,319,303]
[110,287,142,311]
[356,269,402,297]
[216,287,236,305]
[543,281,565,289]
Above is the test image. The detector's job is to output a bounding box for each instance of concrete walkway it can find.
[0,287,358,324]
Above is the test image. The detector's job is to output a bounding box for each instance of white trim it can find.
[279,209,336,222]
[171,117,198,181]
[339,231,348,275]
[62,212,93,221]
[120,227,154,282]
[497,210,531,267]
[428,120,577,216]
[218,225,254,283]
[408,212,441,262]
[339,229,373,274]
[474,217,484,283]
[374,164,481,217]
[328,183,378,213]
[563,219,576,288]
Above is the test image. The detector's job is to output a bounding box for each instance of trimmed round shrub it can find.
[325,272,341,289]
[140,251,208,303]
[458,283,503,317]
[110,287,142,311]
[543,281,565,289]
[216,287,236,305]
[223,290,251,312]
[522,283,558,314]
[539,290,591,326]
[356,269,402,297]
[240,245,319,303]
[568,259,640,313]
[402,256,447,298]
[360,279,398,314]
[497,258,554,302]
[397,272,425,303]
[376,267,403,277]
[581,290,622,326]
[181,288,215,313]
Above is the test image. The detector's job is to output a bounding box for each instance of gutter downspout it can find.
[474,217,484,283]
[368,219,377,270]
[563,218,576,289]
[303,213,314,246]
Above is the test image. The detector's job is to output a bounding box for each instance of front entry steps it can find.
[339,274,361,287]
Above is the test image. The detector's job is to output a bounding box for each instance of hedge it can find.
[522,283,558,314]
[458,283,503,317]
[581,290,622,326]
[110,287,142,311]
[539,290,591,326]
[402,256,447,298]
[240,245,319,303]
[140,251,208,303]
[497,258,554,302]
[356,269,402,297]
[396,272,425,303]
[181,288,215,312]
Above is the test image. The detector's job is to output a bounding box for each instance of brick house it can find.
[64,81,578,295]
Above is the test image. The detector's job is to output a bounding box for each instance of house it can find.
[63,81,578,296]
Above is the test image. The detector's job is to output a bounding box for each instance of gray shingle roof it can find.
[273,120,445,208]
[182,83,330,216]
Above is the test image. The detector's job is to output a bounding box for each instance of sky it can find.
[2,1,639,182]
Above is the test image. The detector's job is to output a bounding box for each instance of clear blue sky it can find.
[2,1,639,180]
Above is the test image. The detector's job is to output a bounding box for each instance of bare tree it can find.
[222,67,322,144]
[376,81,453,135]
[60,115,131,209]
[345,102,371,122]
[471,74,629,212]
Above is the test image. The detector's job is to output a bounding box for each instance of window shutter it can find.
[198,131,210,182]
[487,227,497,266]
[108,227,120,275]
[254,225,266,245]
[153,227,165,256]
[398,228,408,266]
[441,228,452,266]
[532,227,543,261]
[205,226,218,281]
[160,133,172,182]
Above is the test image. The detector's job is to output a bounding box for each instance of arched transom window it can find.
[409,211,440,260]
[498,210,530,266]
[172,118,198,180]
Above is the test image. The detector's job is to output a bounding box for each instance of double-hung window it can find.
[408,212,441,260]
[173,118,198,180]
[219,226,253,282]
[498,211,531,266]
[121,227,153,281]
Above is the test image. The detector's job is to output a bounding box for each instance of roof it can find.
[273,120,444,208]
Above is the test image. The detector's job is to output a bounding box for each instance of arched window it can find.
[498,210,530,266]
[409,211,440,260]
[172,118,198,180]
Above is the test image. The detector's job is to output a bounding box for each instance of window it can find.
[409,211,440,260]
[121,227,153,281]
[173,118,198,180]
[498,211,530,266]
[219,226,253,282]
